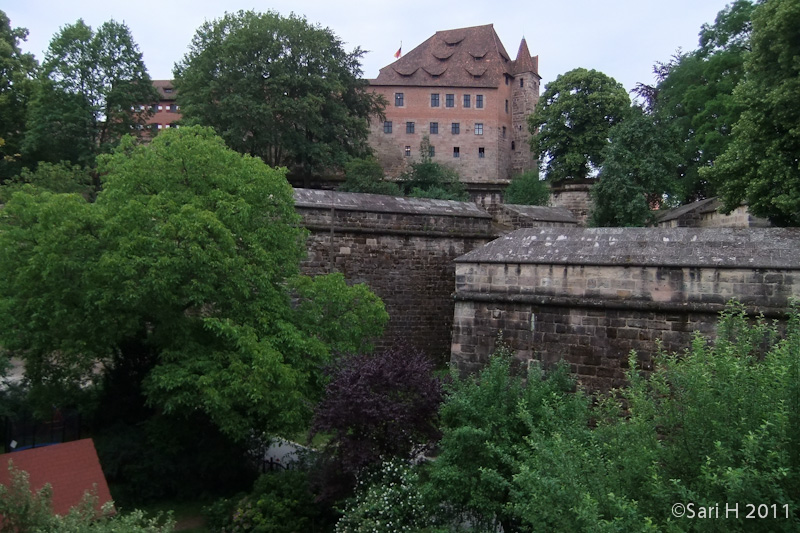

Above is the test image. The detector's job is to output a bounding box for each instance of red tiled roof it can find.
[0,439,113,517]
[513,38,538,75]
[371,24,537,88]
[152,79,177,101]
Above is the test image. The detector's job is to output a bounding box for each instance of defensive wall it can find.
[451,227,800,391]
[294,188,496,361]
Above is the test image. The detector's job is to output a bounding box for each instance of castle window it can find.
[446,94,455,107]
[158,105,163,111]
[164,88,173,93]
[474,123,483,135]
[463,94,471,108]
[505,75,509,85]
[430,122,439,134]
[384,121,392,133]
[453,147,460,158]
[395,92,404,106]
[168,104,178,112]
[431,93,440,107]
[476,95,484,108]
[429,145,435,157]
[505,99,509,113]
[512,141,516,150]
[502,126,507,138]
[520,78,524,87]
[451,122,460,134]
[479,147,485,158]
[405,146,411,157]
[406,121,415,134]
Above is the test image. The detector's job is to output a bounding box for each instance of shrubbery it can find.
[340,137,469,201]
[0,464,174,532]
[337,303,800,532]
[504,170,550,206]
[311,344,443,502]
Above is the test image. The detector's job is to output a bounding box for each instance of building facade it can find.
[145,80,181,133]
[368,24,540,208]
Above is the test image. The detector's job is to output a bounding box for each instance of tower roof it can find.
[513,38,539,76]
[371,24,536,88]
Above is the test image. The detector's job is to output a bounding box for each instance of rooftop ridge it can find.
[371,23,526,88]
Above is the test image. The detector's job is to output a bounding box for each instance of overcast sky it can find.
[6,0,733,94]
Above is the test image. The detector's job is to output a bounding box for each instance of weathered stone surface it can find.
[451,227,800,391]
[656,197,772,228]
[494,204,577,230]
[457,227,800,269]
[295,189,496,362]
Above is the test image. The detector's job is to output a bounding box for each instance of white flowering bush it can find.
[336,459,436,533]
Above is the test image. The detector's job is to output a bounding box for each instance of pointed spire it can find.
[513,37,537,75]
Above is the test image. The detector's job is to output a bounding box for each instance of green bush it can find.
[346,303,800,531]
[206,469,330,533]
[336,459,435,533]
[503,170,550,206]
[0,463,174,532]
[339,158,401,196]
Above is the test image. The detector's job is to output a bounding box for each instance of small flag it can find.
[395,42,402,58]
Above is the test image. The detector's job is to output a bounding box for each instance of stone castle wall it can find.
[451,227,800,391]
[549,182,594,225]
[294,189,496,362]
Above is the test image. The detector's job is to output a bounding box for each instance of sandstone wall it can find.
[549,182,593,225]
[452,227,800,391]
[295,189,495,362]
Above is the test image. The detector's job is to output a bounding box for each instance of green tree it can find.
[529,68,630,183]
[339,157,401,196]
[644,1,754,202]
[704,0,800,226]
[0,10,38,182]
[504,170,550,206]
[399,135,469,201]
[590,108,682,227]
[0,126,387,441]
[175,10,385,178]
[22,19,157,168]
[0,161,95,203]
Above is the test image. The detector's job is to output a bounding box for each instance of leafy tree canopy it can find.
[0,160,95,203]
[704,0,800,226]
[311,344,443,502]
[504,170,550,206]
[528,68,630,183]
[22,19,157,168]
[174,10,385,178]
[590,108,682,227]
[0,10,38,182]
[339,157,401,196]
[400,135,469,201]
[0,126,387,441]
[643,0,755,202]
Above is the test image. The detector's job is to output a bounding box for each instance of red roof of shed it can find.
[0,439,113,517]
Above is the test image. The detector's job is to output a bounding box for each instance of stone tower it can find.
[511,38,540,178]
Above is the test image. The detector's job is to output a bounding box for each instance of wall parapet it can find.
[295,188,495,361]
[451,227,800,391]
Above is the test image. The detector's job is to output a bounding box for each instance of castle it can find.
[367,24,541,208]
